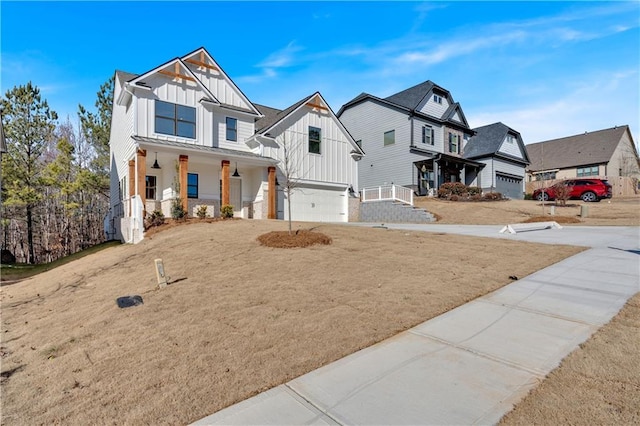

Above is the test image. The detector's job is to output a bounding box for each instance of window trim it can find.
[309,126,321,154]
[145,175,157,200]
[422,125,434,145]
[384,130,395,146]
[226,117,238,142]
[433,94,443,104]
[448,132,459,154]
[576,165,599,177]
[187,173,198,199]
[155,100,196,139]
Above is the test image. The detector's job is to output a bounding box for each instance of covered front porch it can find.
[119,137,278,243]
[413,154,485,196]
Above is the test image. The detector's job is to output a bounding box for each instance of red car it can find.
[533,179,612,202]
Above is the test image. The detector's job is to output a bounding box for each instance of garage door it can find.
[285,184,348,222]
[495,174,524,199]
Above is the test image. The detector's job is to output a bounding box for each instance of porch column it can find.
[267,166,276,219]
[137,149,147,206]
[221,160,230,206]
[433,160,440,190]
[128,160,135,215]
[460,165,466,186]
[179,155,188,213]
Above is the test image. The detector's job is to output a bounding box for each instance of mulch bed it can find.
[257,230,332,248]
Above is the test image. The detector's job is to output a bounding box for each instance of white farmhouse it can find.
[107,47,363,243]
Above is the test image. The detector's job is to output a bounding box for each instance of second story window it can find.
[309,126,321,154]
[448,132,459,154]
[433,95,442,104]
[506,135,515,144]
[384,130,395,146]
[422,126,434,145]
[226,117,237,141]
[155,100,196,139]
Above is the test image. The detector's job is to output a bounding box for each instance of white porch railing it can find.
[361,184,414,206]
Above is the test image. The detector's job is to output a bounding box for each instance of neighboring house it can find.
[525,125,640,181]
[338,80,484,196]
[107,47,363,243]
[463,122,530,199]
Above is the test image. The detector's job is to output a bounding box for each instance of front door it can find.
[229,179,242,217]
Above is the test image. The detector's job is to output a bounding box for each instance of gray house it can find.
[464,122,530,199]
[338,80,484,196]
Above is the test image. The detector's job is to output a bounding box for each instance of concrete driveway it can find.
[194,225,639,425]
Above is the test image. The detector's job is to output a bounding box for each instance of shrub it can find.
[220,204,234,219]
[467,186,482,196]
[554,182,571,206]
[196,205,209,219]
[171,198,187,220]
[470,194,482,201]
[438,182,468,198]
[449,194,460,201]
[482,192,503,201]
[524,193,534,200]
[144,210,165,229]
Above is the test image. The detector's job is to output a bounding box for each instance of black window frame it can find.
[226,117,238,142]
[145,175,157,200]
[155,100,196,139]
[422,125,434,145]
[309,126,321,154]
[187,173,198,199]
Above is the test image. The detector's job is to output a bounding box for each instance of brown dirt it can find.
[524,216,582,224]
[414,196,640,226]
[257,230,332,248]
[501,292,640,425]
[0,220,582,425]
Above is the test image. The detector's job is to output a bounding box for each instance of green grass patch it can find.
[1,240,122,283]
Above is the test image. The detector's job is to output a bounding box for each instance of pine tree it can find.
[1,82,58,263]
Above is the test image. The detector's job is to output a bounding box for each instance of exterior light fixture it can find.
[151,152,161,169]
[232,162,240,177]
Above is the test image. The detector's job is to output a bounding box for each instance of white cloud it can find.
[469,69,639,145]
[258,41,303,68]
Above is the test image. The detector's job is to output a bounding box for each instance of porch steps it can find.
[360,200,435,224]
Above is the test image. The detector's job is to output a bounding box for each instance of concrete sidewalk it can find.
[194,226,639,425]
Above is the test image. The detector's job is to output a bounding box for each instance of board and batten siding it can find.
[185,64,254,111]
[340,101,426,189]
[262,107,358,189]
[137,75,212,146]
[419,95,449,119]
[215,112,255,152]
[498,136,525,159]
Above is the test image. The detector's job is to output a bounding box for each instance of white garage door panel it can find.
[286,186,347,222]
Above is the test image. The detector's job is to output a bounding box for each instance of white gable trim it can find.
[181,47,262,117]
[127,58,221,105]
[262,92,365,156]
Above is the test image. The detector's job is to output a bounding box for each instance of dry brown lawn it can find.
[415,196,640,226]
[0,220,582,425]
[501,292,640,425]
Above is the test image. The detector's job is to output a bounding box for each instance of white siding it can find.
[262,106,359,189]
[419,95,450,118]
[340,101,430,189]
[185,63,254,111]
[498,135,525,159]
[109,76,136,210]
[214,112,254,152]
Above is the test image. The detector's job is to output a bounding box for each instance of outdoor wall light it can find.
[232,162,240,177]
[151,152,161,169]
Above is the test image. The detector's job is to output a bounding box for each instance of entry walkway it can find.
[194,225,639,425]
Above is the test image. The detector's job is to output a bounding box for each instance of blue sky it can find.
[1,1,639,145]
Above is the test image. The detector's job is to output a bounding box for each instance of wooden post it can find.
[179,155,188,213]
[268,166,276,219]
[137,149,147,206]
[221,160,230,206]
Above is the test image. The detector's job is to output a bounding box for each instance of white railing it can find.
[361,184,414,206]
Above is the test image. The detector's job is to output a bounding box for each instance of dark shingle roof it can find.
[464,122,529,164]
[254,94,314,134]
[526,126,629,171]
[115,70,138,83]
[384,80,435,110]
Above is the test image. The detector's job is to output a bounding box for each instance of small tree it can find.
[275,131,311,235]
[554,182,571,206]
[170,161,186,220]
